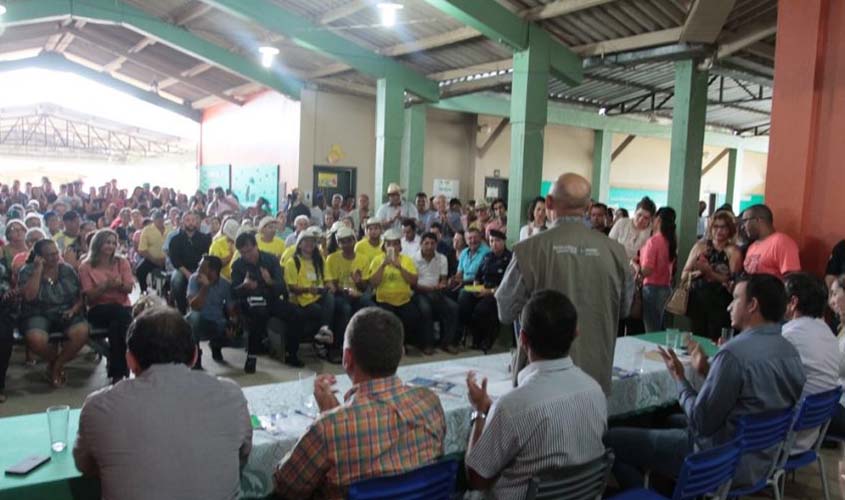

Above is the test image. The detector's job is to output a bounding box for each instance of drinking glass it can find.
[298,371,316,413]
[665,329,679,350]
[720,327,734,344]
[47,405,70,453]
[631,346,646,374]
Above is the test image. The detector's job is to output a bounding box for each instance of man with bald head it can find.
[496,173,633,394]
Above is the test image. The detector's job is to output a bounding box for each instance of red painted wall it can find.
[200,90,301,191]
[766,0,845,275]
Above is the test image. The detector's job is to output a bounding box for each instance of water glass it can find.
[680,332,692,351]
[46,405,70,453]
[298,371,316,412]
[631,346,646,374]
[720,327,734,344]
[665,329,679,350]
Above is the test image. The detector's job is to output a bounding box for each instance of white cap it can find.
[336,226,356,240]
[297,225,323,245]
[221,219,240,240]
[383,228,401,241]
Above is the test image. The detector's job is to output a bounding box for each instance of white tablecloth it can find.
[237,335,679,498]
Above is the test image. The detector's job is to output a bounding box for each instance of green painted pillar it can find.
[668,59,709,270]
[375,77,405,203]
[507,25,550,244]
[401,104,426,197]
[726,148,742,210]
[591,129,612,202]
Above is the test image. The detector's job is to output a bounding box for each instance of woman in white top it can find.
[826,275,845,436]
[608,196,657,260]
[519,197,547,241]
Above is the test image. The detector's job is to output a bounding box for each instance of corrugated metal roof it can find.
[0,0,776,131]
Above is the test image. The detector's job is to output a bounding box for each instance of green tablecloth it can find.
[635,331,719,357]
[0,409,99,500]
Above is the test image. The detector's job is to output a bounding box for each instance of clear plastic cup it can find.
[631,346,646,374]
[298,371,316,412]
[46,405,70,453]
[665,329,679,349]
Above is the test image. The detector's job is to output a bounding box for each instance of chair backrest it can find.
[735,407,795,452]
[791,386,843,433]
[525,449,614,500]
[672,438,741,500]
[346,459,458,500]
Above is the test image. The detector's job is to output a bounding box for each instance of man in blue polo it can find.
[451,227,490,286]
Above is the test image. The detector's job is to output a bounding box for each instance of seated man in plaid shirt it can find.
[273,307,447,499]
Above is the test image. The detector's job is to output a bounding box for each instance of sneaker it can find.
[314,326,334,345]
[211,345,224,362]
[284,355,305,368]
[244,356,257,374]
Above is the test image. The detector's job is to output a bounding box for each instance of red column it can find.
[766,0,845,274]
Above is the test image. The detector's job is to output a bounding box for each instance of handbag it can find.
[665,274,691,316]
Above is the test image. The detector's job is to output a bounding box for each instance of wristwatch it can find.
[470,410,487,423]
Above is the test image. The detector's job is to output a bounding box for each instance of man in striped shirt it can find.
[273,307,446,500]
[464,290,607,499]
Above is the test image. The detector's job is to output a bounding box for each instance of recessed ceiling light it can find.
[258,46,279,68]
[376,2,403,27]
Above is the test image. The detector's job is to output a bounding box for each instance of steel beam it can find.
[401,105,426,197]
[375,78,405,202]
[680,0,737,43]
[4,0,303,99]
[507,25,550,243]
[591,129,612,202]
[0,53,201,121]
[423,0,582,86]
[726,148,741,208]
[668,59,709,276]
[199,0,439,101]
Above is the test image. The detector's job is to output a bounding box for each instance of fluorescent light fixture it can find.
[0,4,6,16]
[258,46,279,68]
[376,2,403,27]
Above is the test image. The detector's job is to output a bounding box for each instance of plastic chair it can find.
[726,407,795,500]
[609,438,741,500]
[778,386,843,500]
[346,459,458,500]
[525,448,614,500]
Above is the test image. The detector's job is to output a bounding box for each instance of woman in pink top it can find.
[635,206,677,333]
[79,229,135,384]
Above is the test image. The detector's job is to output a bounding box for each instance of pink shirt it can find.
[78,258,134,307]
[641,233,673,287]
[743,232,801,281]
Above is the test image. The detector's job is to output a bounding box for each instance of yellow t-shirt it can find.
[280,245,297,266]
[138,225,169,261]
[284,256,323,307]
[325,251,371,289]
[354,238,384,266]
[209,235,234,280]
[257,236,286,260]
[368,254,416,306]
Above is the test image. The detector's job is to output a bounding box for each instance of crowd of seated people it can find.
[4,173,845,499]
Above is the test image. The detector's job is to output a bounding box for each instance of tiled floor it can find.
[2,343,844,499]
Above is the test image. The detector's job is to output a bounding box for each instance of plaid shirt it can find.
[274,375,446,500]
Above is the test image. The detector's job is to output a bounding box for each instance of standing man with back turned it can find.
[496,173,633,394]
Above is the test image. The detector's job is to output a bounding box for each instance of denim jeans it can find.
[333,293,376,347]
[0,312,13,391]
[170,270,189,314]
[185,312,227,348]
[87,303,132,379]
[605,427,691,490]
[642,284,672,333]
[414,292,459,347]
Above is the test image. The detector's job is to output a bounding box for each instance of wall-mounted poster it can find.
[199,164,230,193]
[318,172,339,188]
[433,178,460,198]
[231,165,279,214]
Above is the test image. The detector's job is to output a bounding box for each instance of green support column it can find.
[507,25,550,244]
[375,78,405,203]
[667,59,709,271]
[591,129,612,202]
[401,104,426,197]
[726,148,742,210]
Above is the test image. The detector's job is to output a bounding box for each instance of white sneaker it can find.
[315,326,334,345]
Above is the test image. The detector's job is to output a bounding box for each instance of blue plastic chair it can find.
[726,407,795,500]
[778,386,843,500]
[609,438,742,500]
[346,459,458,500]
